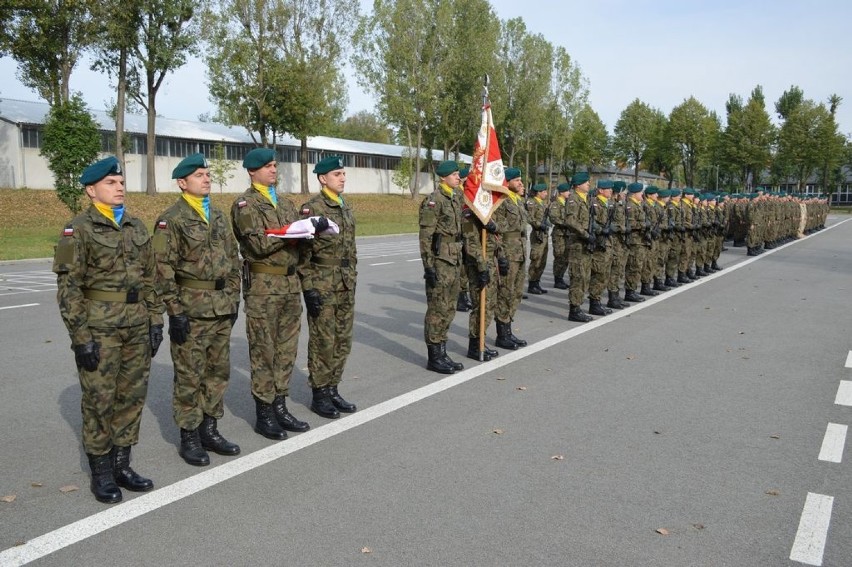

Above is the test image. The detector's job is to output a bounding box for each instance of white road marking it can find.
[833,381,852,406]
[845,350,852,368]
[0,218,848,566]
[405,258,421,262]
[790,492,833,566]
[817,423,847,463]
[369,262,394,266]
[0,303,39,311]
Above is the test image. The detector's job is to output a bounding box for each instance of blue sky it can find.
[2,0,850,136]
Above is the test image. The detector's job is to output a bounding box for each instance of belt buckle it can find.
[126,290,139,303]
[215,279,226,290]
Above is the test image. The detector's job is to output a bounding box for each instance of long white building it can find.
[0,98,470,194]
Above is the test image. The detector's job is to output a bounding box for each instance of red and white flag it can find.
[463,103,509,224]
[265,217,339,239]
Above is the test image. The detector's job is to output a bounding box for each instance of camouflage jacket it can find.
[462,209,499,272]
[564,190,592,243]
[231,186,308,296]
[492,194,527,262]
[525,195,549,243]
[299,189,357,292]
[549,196,570,236]
[624,197,646,247]
[53,205,163,346]
[590,195,612,249]
[419,185,463,269]
[153,197,240,317]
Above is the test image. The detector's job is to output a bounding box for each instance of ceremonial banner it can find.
[463,103,509,224]
[265,217,339,239]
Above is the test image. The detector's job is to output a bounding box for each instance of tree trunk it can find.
[300,136,309,194]
[115,46,127,176]
[145,83,157,195]
[412,122,423,199]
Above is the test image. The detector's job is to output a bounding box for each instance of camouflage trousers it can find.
[588,245,612,300]
[655,238,670,280]
[307,287,355,388]
[467,260,497,338]
[678,235,694,273]
[694,235,707,267]
[528,232,548,283]
[171,315,233,430]
[641,241,657,283]
[245,293,301,403]
[625,244,645,291]
[666,237,682,278]
[567,241,591,307]
[496,258,525,323]
[424,259,461,344]
[607,238,628,293]
[78,324,151,455]
[551,230,569,281]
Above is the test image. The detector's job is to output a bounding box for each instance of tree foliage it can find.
[720,85,775,188]
[562,104,608,180]
[40,95,101,212]
[208,141,235,193]
[329,111,394,144]
[612,99,658,182]
[668,97,718,187]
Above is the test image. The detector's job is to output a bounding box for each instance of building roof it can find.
[0,97,471,162]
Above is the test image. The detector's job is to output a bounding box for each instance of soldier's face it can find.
[507,177,523,193]
[86,174,125,206]
[179,168,211,197]
[576,181,590,193]
[442,171,460,189]
[249,161,277,187]
[321,169,346,194]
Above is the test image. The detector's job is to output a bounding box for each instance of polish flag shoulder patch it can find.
[237,199,248,208]
[301,207,311,216]
[62,226,74,237]
[157,220,167,230]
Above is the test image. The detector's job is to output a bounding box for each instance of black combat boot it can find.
[694,266,708,277]
[495,321,520,350]
[677,271,692,284]
[639,282,659,296]
[623,288,646,302]
[329,385,357,413]
[711,260,722,271]
[254,396,288,440]
[588,299,612,316]
[746,247,758,256]
[311,386,341,418]
[653,278,670,292]
[733,239,746,247]
[505,322,527,347]
[764,241,776,249]
[426,343,456,374]
[704,263,715,273]
[440,342,464,371]
[553,277,569,290]
[467,336,497,361]
[456,291,470,312]
[179,428,211,466]
[87,453,122,504]
[527,281,547,295]
[112,446,154,491]
[272,395,310,432]
[607,290,626,309]
[199,415,241,455]
[568,305,593,323]
[664,276,681,288]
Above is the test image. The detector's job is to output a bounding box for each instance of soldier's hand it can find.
[149,324,164,357]
[601,226,612,237]
[497,257,509,277]
[311,216,330,233]
[168,314,190,345]
[424,267,438,289]
[74,341,100,372]
[303,289,323,318]
[477,270,490,288]
[484,221,498,234]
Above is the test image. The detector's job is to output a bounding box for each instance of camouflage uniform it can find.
[549,195,570,287]
[624,194,647,295]
[588,194,613,304]
[463,211,498,342]
[154,197,240,430]
[53,206,162,455]
[299,189,357,389]
[493,194,527,326]
[564,189,593,309]
[525,192,550,289]
[606,195,629,305]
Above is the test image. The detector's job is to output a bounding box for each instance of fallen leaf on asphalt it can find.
[551,455,564,460]
[653,430,661,435]
[765,489,780,496]
[705,306,710,309]
[692,523,705,530]
[360,547,372,554]
[656,528,670,535]
[59,485,79,493]
[544,368,552,372]
[516,386,527,391]
[770,434,781,439]
[738,331,745,335]
[14,540,25,546]
[492,429,504,435]
[626,355,635,360]
[31,482,43,488]
[1,494,16,503]
[741,356,750,360]
[496,377,506,381]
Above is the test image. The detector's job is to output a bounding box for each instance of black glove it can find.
[303,289,323,318]
[169,314,190,345]
[149,324,163,357]
[484,221,498,234]
[311,216,330,233]
[230,312,238,327]
[424,267,438,289]
[588,232,598,244]
[497,257,509,277]
[601,226,612,237]
[74,341,100,372]
[477,270,490,288]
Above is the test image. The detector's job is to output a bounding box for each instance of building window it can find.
[197,142,213,157]
[155,138,170,157]
[100,132,116,153]
[169,139,193,158]
[225,144,248,161]
[21,127,42,148]
[280,147,299,163]
[129,135,147,155]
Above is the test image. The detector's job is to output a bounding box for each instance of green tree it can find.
[774,100,824,192]
[562,104,608,179]
[40,95,101,213]
[330,111,393,144]
[208,141,235,193]
[612,99,658,183]
[644,111,680,187]
[668,97,717,188]
[392,148,417,195]
[815,95,847,198]
[720,85,774,189]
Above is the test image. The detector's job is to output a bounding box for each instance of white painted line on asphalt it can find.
[845,350,852,368]
[834,381,852,406]
[405,258,421,262]
[369,262,394,266]
[817,423,847,463]
[1,218,848,567]
[0,303,39,311]
[790,492,833,565]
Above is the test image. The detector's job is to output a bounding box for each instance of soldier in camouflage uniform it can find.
[678,189,697,281]
[231,148,313,440]
[299,156,358,419]
[588,180,614,316]
[549,183,572,289]
[640,186,662,296]
[462,207,500,362]
[525,183,550,295]
[53,156,162,504]
[154,154,241,467]
[606,180,629,309]
[455,167,473,312]
[419,160,465,374]
[564,172,595,322]
[664,188,684,288]
[623,182,648,302]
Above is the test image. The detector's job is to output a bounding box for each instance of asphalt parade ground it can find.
[1,217,851,566]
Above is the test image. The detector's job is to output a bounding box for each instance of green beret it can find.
[596,179,614,189]
[627,182,643,193]
[243,148,276,170]
[531,183,548,192]
[682,188,694,196]
[571,172,590,186]
[172,153,209,179]
[436,160,459,177]
[504,167,522,181]
[313,155,345,175]
[556,183,571,192]
[644,185,659,195]
[459,167,470,178]
[669,188,682,196]
[612,180,627,191]
[658,189,670,198]
[80,156,122,185]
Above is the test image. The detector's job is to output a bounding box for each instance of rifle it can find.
[599,199,616,250]
[586,190,597,253]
